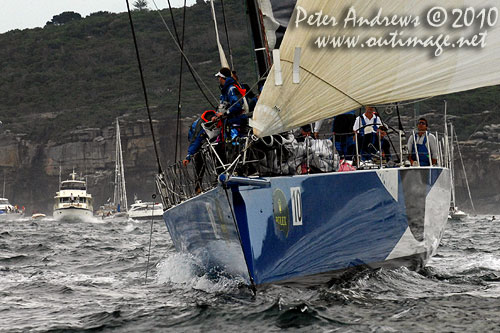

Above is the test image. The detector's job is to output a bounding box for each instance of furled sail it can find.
[250,0,500,137]
[210,0,230,68]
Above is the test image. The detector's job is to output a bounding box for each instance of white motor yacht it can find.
[53,171,93,221]
[0,197,15,215]
[128,199,163,220]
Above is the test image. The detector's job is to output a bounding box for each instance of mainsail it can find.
[250,0,500,137]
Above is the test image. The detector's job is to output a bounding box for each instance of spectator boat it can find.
[128,198,163,221]
[0,197,15,215]
[447,123,473,220]
[53,171,93,221]
[96,119,128,219]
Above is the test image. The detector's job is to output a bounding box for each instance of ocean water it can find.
[0,214,499,332]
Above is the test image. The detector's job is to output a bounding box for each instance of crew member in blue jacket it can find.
[183,110,216,193]
[214,67,247,130]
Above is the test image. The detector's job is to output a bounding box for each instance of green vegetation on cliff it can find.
[0,1,255,140]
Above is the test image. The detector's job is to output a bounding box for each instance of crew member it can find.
[353,106,383,161]
[407,117,438,166]
[183,110,217,193]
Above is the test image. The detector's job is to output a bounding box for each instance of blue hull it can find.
[163,167,450,286]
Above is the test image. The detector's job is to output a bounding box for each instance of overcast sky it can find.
[0,0,196,33]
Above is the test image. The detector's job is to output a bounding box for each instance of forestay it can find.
[250,0,500,137]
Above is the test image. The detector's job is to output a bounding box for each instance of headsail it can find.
[250,0,500,137]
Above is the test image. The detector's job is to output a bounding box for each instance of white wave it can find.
[462,253,500,272]
[122,223,138,233]
[155,252,244,293]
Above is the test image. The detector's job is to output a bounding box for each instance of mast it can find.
[2,171,5,198]
[246,0,271,77]
[449,122,456,210]
[114,119,128,212]
[114,120,120,207]
[443,101,449,169]
[118,121,128,212]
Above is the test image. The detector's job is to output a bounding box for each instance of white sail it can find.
[210,0,230,68]
[251,0,500,137]
[257,0,281,50]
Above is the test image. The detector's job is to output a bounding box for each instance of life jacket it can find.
[230,83,249,113]
[232,84,246,99]
[221,77,248,114]
[201,109,216,122]
[411,133,430,166]
[188,110,216,143]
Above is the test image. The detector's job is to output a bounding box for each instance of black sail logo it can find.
[273,189,289,237]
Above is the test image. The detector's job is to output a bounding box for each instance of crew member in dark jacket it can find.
[214,67,247,127]
[183,110,216,193]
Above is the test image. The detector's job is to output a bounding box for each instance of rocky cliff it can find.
[0,114,195,214]
[1,115,498,215]
[455,124,500,214]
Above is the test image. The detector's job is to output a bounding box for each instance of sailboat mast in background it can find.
[114,119,128,212]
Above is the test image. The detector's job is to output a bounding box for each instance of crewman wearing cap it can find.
[214,67,247,124]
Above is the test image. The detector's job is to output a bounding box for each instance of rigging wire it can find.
[453,129,476,213]
[151,0,218,108]
[168,0,188,162]
[220,0,234,70]
[124,0,163,174]
[395,103,405,132]
[375,96,434,108]
[145,192,159,284]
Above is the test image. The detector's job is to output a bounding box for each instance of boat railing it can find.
[156,147,219,210]
[156,129,451,210]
